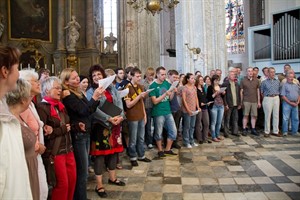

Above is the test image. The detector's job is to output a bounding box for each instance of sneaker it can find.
[148,144,153,149]
[192,143,199,147]
[212,138,220,142]
[172,142,181,149]
[88,166,94,173]
[251,128,259,136]
[131,160,138,167]
[242,129,248,136]
[158,151,166,158]
[186,144,192,148]
[164,150,178,155]
[138,157,151,162]
[283,132,288,137]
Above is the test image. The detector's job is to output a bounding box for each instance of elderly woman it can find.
[19,69,49,200]
[0,45,32,199]
[87,64,126,198]
[36,76,76,200]
[6,79,40,200]
[60,68,103,200]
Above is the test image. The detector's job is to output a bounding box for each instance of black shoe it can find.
[223,133,229,138]
[172,142,181,149]
[242,129,248,136]
[138,157,151,162]
[108,179,126,186]
[251,128,259,136]
[164,150,177,156]
[158,151,166,158]
[95,187,108,198]
[199,141,204,144]
[207,140,212,143]
[131,160,139,167]
[232,133,241,137]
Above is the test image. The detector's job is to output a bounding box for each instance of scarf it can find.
[43,96,65,120]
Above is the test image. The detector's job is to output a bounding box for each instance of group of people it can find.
[0,44,299,200]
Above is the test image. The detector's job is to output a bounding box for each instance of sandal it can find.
[108,179,126,186]
[116,164,123,169]
[95,186,108,198]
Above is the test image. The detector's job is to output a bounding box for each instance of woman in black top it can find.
[195,75,212,144]
[60,68,103,200]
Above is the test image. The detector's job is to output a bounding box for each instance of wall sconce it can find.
[185,43,201,60]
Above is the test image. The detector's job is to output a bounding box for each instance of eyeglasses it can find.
[52,86,62,90]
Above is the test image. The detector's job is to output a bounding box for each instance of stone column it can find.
[175,0,227,76]
[86,0,95,49]
[119,1,160,72]
[57,0,66,50]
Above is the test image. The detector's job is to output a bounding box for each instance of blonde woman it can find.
[60,68,103,200]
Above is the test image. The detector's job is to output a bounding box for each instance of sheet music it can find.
[118,88,129,98]
[98,74,116,90]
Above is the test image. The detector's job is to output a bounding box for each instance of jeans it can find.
[182,112,196,146]
[282,101,299,134]
[154,114,177,141]
[224,106,239,135]
[128,120,146,160]
[72,133,90,200]
[210,105,224,139]
[145,108,153,146]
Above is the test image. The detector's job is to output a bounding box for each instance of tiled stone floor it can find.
[87,133,300,200]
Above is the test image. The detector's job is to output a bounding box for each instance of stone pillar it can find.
[57,0,66,50]
[86,0,95,49]
[119,1,160,72]
[175,0,227,76]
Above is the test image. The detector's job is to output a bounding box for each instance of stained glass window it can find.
[225,0,245,54]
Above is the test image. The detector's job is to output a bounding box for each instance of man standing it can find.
[260,67,269,82]
[240,67,261,136]
[278,64,291,82]
[223,71,241,136]
[253,67,261,79]
[115,68,125,90]
[281,69,300,136]
[149,67,177,158]
[124,67,151,166]
[167,70,181,149]
[260,67,281,137]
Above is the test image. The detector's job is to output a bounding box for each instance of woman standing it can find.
[37,77,76,200]
[194,75,212,144]
[207,75,225,142]
[0,45,32,199]
[19,69,49,200]
[181,73,200,148]
[87,64,126,198]
[6,79,40,200]
[79,75,89,97]
[60,68,103,200]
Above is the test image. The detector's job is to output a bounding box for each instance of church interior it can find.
[0,0,300,200]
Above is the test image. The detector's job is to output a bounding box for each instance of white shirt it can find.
[0,98,32,200]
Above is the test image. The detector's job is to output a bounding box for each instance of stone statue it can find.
[104,32,117,54]
[64,15,81,52]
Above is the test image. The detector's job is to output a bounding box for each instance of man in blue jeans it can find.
[149,67,178,158]
[281,69,300,136]
[124,67,151,166]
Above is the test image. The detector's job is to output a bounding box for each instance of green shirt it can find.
[149,80,171,117]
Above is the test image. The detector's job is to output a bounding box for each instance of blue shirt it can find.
[260,78,280,96]
[281,81,300,102]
